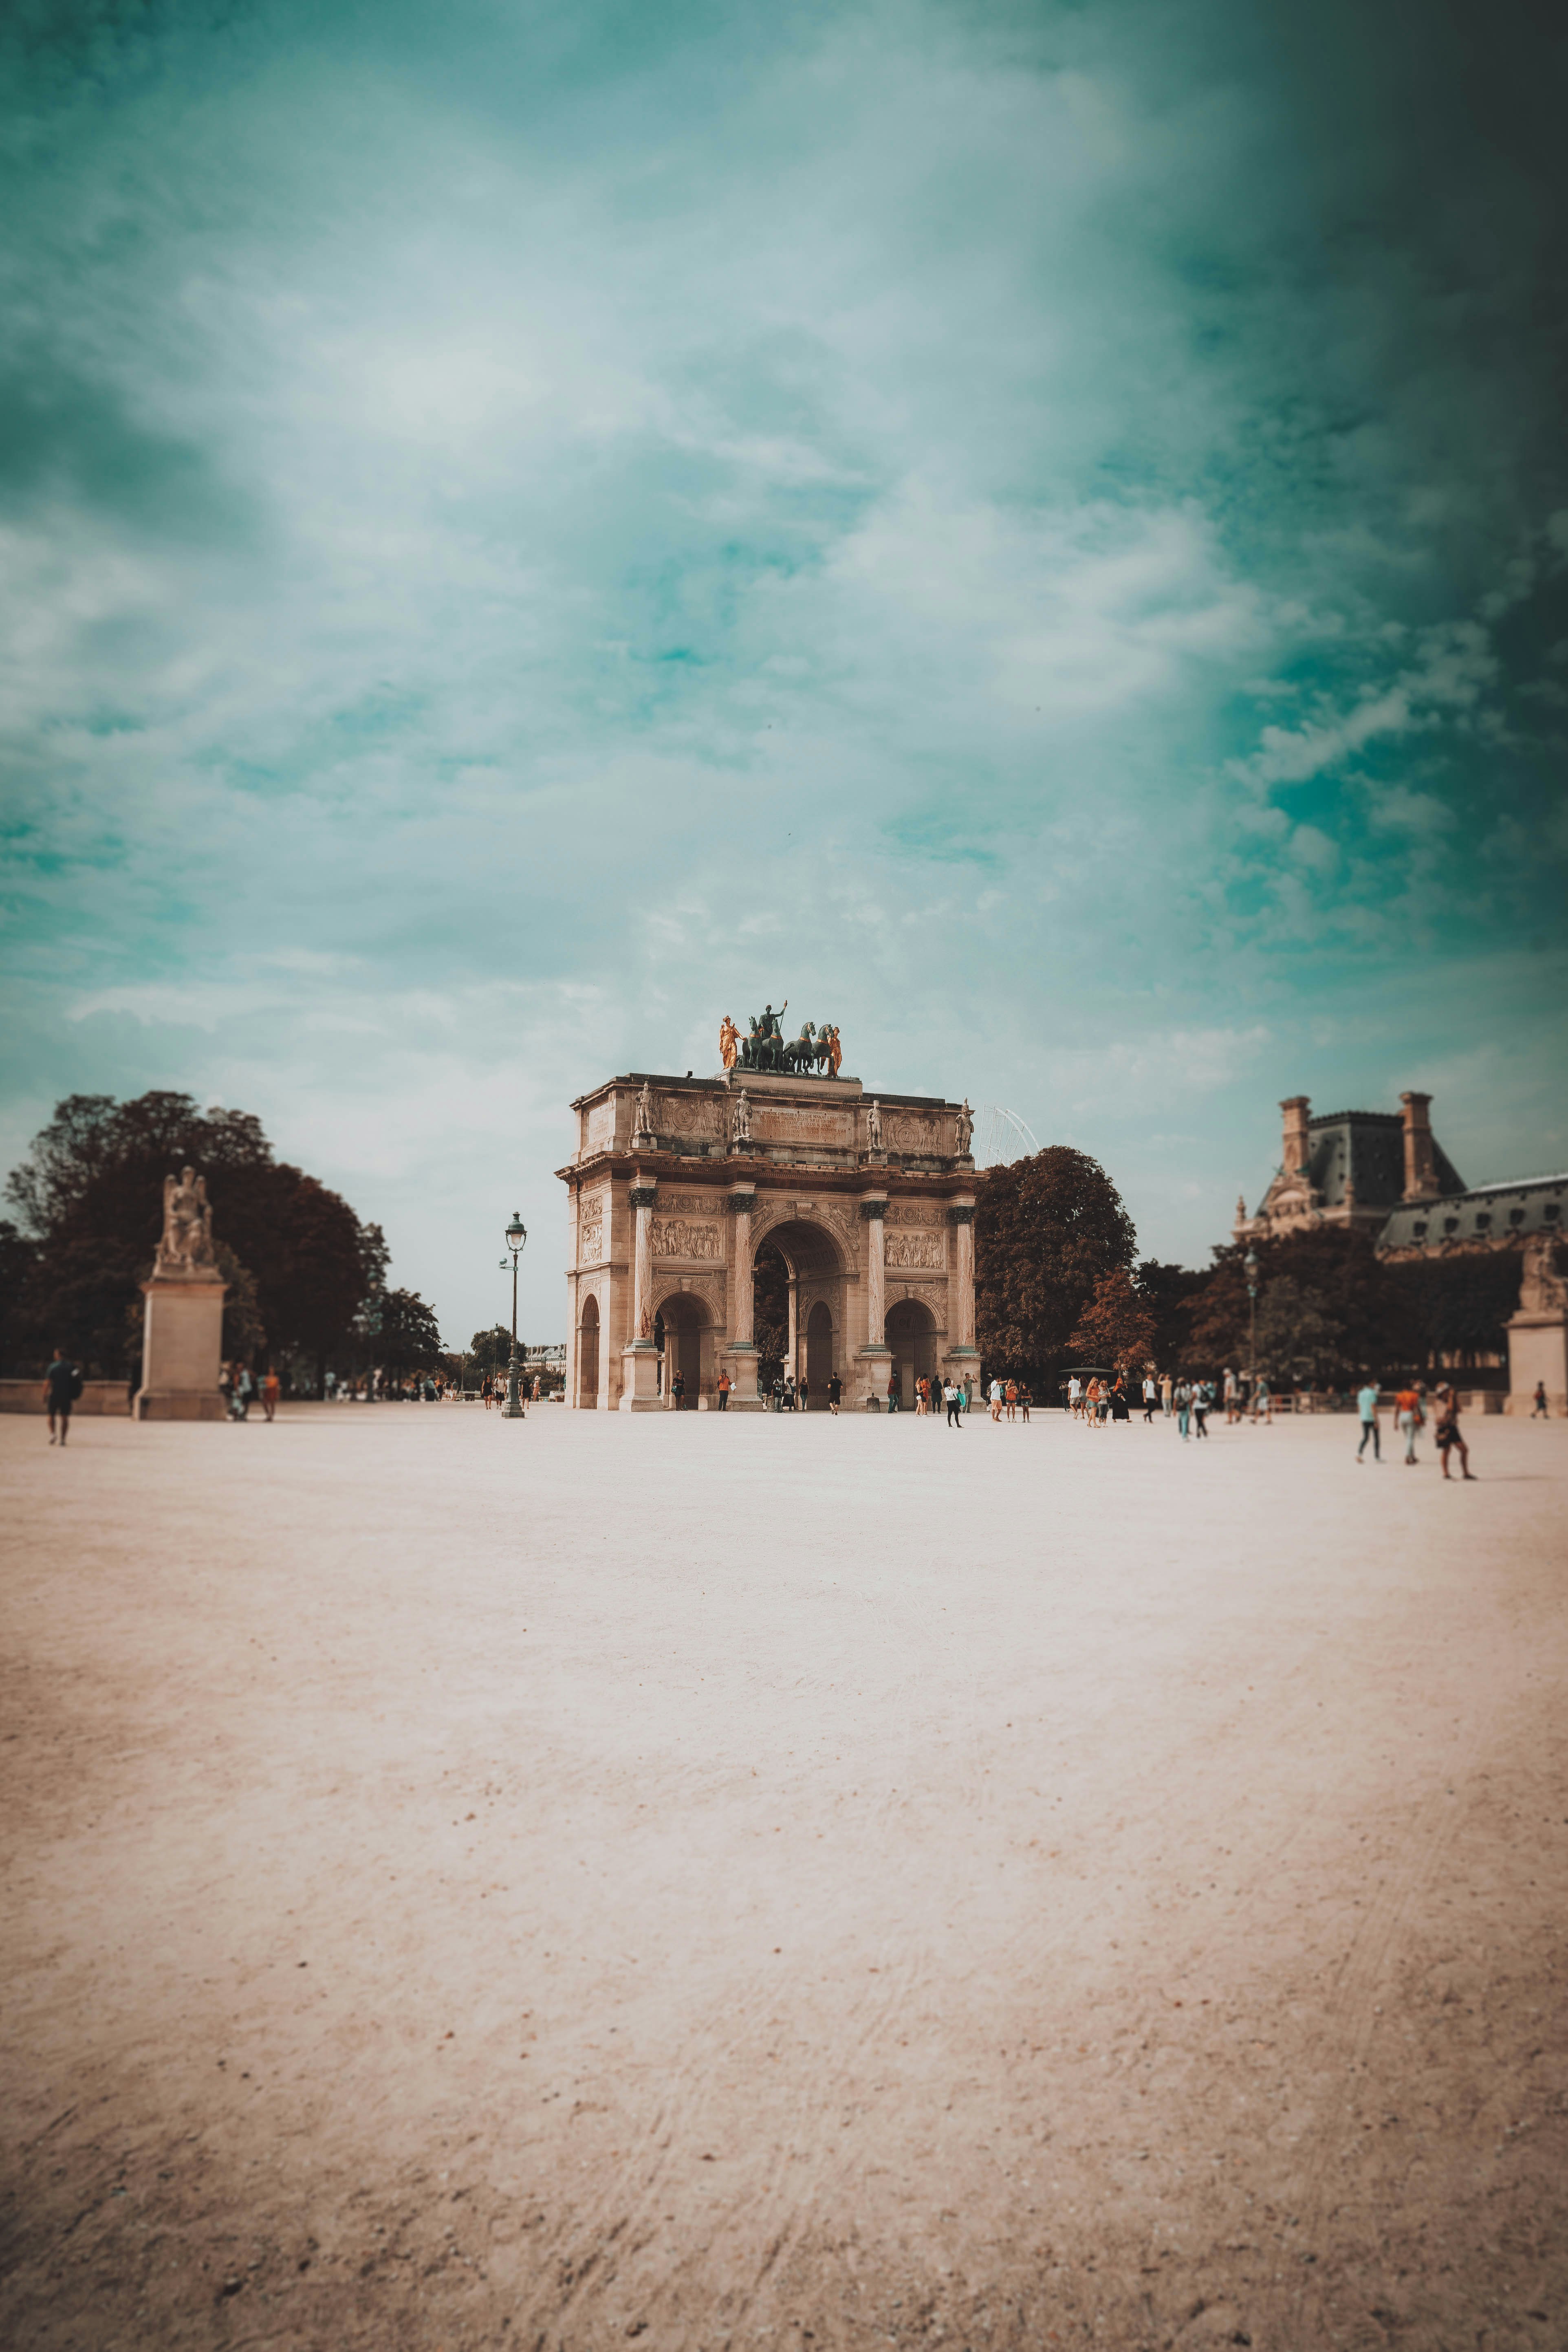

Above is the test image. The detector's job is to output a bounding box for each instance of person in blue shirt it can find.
[1355,1381,1382,1460]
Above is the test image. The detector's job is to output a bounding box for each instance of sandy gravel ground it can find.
[2,1401,1565,2352]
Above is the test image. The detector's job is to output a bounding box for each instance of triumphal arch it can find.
[559,1009,978,1410]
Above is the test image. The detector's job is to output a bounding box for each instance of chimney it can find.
[1401,1092,1437,1200]
[1280,1095,1310,1177]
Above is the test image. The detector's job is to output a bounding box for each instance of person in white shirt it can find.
[1068,1374,1083,1417]
[1143,1374,1158,1424]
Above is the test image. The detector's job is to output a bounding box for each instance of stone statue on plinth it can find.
[155,1167,218,1277]
[957,1099,973,1156]
[732,1088,753,1143]
[633,1080,656,1137]
[137,1167,228,1420]
[719,1014,739,1070]
[866,1099,883,1152]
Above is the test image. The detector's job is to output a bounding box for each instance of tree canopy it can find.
[975,1146,1137,1384]
[2,1091,396,1381]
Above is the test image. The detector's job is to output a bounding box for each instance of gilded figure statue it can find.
[719,1014,739,1070]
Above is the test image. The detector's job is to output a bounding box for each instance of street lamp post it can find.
[499,1212,528,1420]
[1244,1246,1260,1385]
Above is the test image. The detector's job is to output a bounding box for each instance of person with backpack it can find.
[44,1347,80,1444]
[827,1372,842,1415]
[943,1378,962,1427]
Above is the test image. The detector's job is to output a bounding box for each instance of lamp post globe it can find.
[501,1212,529,1420]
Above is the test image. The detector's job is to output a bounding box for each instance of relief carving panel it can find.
[652,1216,722,1260]
[578,1190,606,1264]
[885,1230,946,1271]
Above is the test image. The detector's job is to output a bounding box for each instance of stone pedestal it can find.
[619,1340,663,1412]
[137,1274,226,1420]
[857,1343,892,1410]
[1505,1308,1567,1414]
[722,1341,764,1410]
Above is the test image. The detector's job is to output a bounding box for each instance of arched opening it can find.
[751,1217,846,1399]
[656,1291,707,1407]
[885,1296,936,1411]
[578,1294,599,1407]
[805,1300,834,1405]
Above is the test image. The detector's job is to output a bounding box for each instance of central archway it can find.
[752,1215,848,1400]
[885,1295,936,1410]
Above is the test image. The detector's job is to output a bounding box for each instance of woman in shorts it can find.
[1434,1385,1475,1480]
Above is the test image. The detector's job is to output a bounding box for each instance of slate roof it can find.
[1296,1110,1466,1212]
[1378,1174,1567,1253]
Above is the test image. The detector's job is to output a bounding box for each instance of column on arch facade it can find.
[857,1192,891,1407]
[723,1185,762,1407]
[947,1197,979,1390]
[619,1177,661,1410]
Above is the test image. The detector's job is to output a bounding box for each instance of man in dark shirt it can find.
[44,1348,77,1445]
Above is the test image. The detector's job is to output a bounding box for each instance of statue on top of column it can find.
[154,1167,216,1277]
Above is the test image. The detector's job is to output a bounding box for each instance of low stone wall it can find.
[0,1379,132,1417]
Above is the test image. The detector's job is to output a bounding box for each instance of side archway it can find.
[578,1293,600,1407]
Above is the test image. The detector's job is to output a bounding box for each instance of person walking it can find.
[1142,1373,1158,1424]
[717,1369,731,1411]
[915,1374,928,1416]
[261,1366,280,1423]
[44,1346,79,1445]
[1253,1374,1273,1425]
[1355,1380,1382,1461]
[1531,1379,1550,1419]
[1174,1378,1191,1440]
[1395,1381,1423,1463]
[1067,1373,1083,1419]
[989,1377,1004,1422]
[1434,1385,1476,1480]
[1019,1382,1032,1423]
[1004,1379,1017,1421]
[1223,1367,1238,1424]
[827,1372,842,1415]
[944,1378,962,1427]
[672,1367,686,1412]
[1161,1371,1174,1420]
[1193,1382,1211,1438]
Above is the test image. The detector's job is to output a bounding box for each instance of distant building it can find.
[1233,1092,1465,1244]
[1234,1091,1567,1413]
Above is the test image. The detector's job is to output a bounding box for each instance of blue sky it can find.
[2,0,1565,1343]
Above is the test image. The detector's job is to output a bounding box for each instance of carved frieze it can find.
[658,1095,722,1137]
[887,1112,943,1152]
[885,1201,939,1225]
[885,1229,945,1270]
[578,1190,606,1264]
[652,1216,722,1260]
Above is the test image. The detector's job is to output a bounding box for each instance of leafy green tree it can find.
[1251,1275,1345,1386]
[0,1219,41,1375]
[467,1325,514,1379]
[1134,1258,1210,1374]
[1383,1252,1522,1368]
[4,1092,388,1385]
[1066,1267,1158,1372]
[371,1288,446,1378]
[976,1147,1137,1386]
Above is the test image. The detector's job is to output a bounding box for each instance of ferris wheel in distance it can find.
[972,1105,1041,1169]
